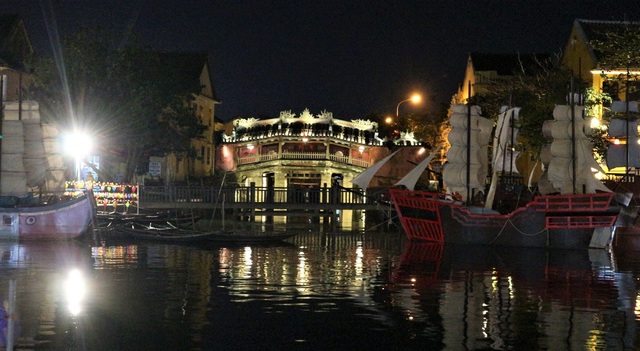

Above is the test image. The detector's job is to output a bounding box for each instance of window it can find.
[1,75,5,101]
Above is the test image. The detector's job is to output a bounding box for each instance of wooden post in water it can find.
[222,192,226,231]
[7,279,15,350]
[320,183,327,224]
[250,182,256,222]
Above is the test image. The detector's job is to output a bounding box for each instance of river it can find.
[0,226,638,350]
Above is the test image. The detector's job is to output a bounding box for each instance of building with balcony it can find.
[217,108,429,192]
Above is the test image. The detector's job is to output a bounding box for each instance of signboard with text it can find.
[149,161,162,177]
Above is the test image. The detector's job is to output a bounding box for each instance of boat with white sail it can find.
[0,100,95,240]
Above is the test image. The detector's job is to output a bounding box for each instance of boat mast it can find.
[0,73,3,190]
[466,81,471,205]
[625,63,630,180]
[571,75,577,195]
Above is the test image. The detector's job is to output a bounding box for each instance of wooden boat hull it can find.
[390,189,621,248]
[116,224,297,244]
[96,211,199,228]
[0,193,95,240]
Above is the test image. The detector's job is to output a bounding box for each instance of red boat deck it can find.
[390,189,618,242]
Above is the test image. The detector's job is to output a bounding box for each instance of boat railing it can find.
[236,151,371,167]
[140,184,389,208]
[532,192,615,212]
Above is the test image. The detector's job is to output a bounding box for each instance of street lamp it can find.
[396,93,422,117]
[64,130,93,181]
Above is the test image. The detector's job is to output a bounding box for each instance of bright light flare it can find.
[64,269,86,316]
[410,94,422,104]
[64,130,93,158]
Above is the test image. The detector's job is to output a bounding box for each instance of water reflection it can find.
[0,241,91,349]
[0,233,637,350]
[388,242,638,350]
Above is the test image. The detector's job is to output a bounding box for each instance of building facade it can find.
[0,14,33,102]
[151,53,220,184]
[561,19,640,117]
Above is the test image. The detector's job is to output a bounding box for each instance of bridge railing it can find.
[140,185,390,207]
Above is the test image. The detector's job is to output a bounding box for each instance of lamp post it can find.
[396,93,422,117]
[387,94,422,139]
[64,130,92,181]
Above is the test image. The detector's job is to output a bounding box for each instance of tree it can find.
[591,22,640,100]
[25,27,206,181]
[478,55,575,159]
[402,107,449,152]
[590,23,640,164]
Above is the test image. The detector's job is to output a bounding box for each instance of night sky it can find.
[2,1,640,121]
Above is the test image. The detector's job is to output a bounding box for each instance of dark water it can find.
[0,230,638,350]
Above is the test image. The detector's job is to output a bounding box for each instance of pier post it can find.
[250,182,256,222]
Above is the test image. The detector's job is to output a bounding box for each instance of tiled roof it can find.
[577,19,640,42]
[157,52,218,100]
[470,52,552,76]
[575,19,640,61]
[0,14,19,44]
[0,14,29,69]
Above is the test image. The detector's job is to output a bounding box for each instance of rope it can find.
[489,218,548,244]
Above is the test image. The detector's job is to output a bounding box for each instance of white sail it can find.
[21,101,47,188]
[494,150,520,173]
[541,104,609,194]
[442,104,493,201]
[394,146,441,190]
[351,149,400,190]
[606,102,640,169]
[485,107,521,209]
[1,102,28,197]
[493,107,520,170]
[611,100,639,114]
[42,123,67,193]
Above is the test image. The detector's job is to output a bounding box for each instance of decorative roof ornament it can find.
[299,108,314,121]
[235,117,260,128]
[317,110,333,120]
[351,119,378,130]
[398,131,418,143]
[279,110,296,121]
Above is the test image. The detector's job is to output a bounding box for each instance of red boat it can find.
[390,188,622,248]
[388,103,631,249]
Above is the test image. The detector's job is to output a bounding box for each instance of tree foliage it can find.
[590,23,640,163]
[401,109,449,151]
[476,55,576,159]
[25,27,206,181]
[591,23,640,74]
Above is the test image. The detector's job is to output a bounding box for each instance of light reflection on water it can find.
[0,232,636,350]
